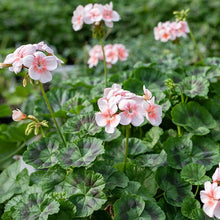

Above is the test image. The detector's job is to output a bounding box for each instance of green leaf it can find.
[181,197,201,219]
[40,166,106,217]
[139,200,166,220]
[62,113,102,139]
[0,161,29,203]
[0,104,12,117]
[181,163,211,185]
[135,150,167,170]
[179,75,209,98]
[204,57,220,68]
[58,138,104,168]
[155,166,193,207]
[128,138,150,156]
[171,101,216,135]
[125,164,158,197]
[185,66,210,77]
[6,193,60,220]
[191,208,218,220]
[23,137,59,169]
[123,78,143,95]
[66,169,107,217]
[164,135,219,170]
[92,161,129,190]
[96,129,121,142]
[206,67,220,82]
[113,195,145,220]
[34,87,75,116]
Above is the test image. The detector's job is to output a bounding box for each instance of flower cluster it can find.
[72,2,120,31]
[88,44,129,68]
[1,42,63,83]
[95,84,162,133]
[200,163,220,218]
[154,20,189,42]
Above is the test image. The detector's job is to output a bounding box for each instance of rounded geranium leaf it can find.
[155,166,193,207]
[139,200,166,220]
[128,138,149,156]
[171,101,216,135]
[179,75,209,98]
[135,150,167,170]
[181,197,201,220]
[58,138,104,168]
[180,163,210,185]
[23,137,59,169]
[0,161,29,203]
[206,67,220,83]
[92,161,129,190]
[163,135,193,169]
[96,129,121,142]
[204,57,220,68]
[62,113,102,138]
[113,195,145,220]
[191,208,217,220]
[65,168,106,217]
[123,78,143,95]
[6,193,59,220]
[125,164,158,197]
[133,67,166,91]
[185,66,210,77]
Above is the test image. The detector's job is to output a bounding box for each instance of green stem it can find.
[100,38,108,87]
[40,127,45,137]
[194,185,199,198]
[39,82,66,147]
[177,125,182,136]
[188,24,205,65]
[123,125,130,172]
[155,192,164,199]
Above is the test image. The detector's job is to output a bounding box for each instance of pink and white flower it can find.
[95,99,120,133]
[213,163,220,184]
[84,4,103,24]
[119,99,145,126]
[23,51,57,83]
[143,85,152,101]
[143,97,162,126]
[12,109,26,121]
[3,44,36,74]
[154,20,190,42]
[72,5,85,31]
[88,44,128,69]
[200,181,220,218]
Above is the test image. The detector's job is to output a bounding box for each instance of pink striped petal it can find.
[29,66,40,81]
[45,56,57,71]
[119,112,131,125]
[23,55,34,68]
[131,114,144,126]
[95,112,107,127]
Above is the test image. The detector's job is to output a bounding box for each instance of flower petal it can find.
[45,56,57,71]
[23,55,34,68]
[28,66,40,81]
[95,112,107,127]
[39,70,52,83]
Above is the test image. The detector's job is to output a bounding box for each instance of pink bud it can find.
[12,109,26,121]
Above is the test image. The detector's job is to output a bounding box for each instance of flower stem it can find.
[188,24,205,65]
[39,82,66,147]
[194,185,199,198]
[123,125,130,172]
[40,127,45,138]
[100,38,108,87]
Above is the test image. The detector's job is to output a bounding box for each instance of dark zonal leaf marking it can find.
[139,200,166,220]
[23,137,59,169]
[58,138,104,168]
[155,166,193,207]
[113,195,145,220]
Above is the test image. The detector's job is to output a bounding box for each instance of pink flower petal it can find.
[4,53,15,64]
[105,124,115,133]
[95,112,107,127]
[119,112,131,125]
[29,66,40,81]
[39,70,52,83]
[131,114,144,126]
[44,56,57,71]
[23,55,34,68]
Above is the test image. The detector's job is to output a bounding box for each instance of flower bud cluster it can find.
[1,42,63,83]
[95,84,162,133]
[72,2,120,31]
[88,44,128,68]
[154,20,189,42]
[200,163,220,218]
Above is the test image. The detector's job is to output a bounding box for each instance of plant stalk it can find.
[188,24,205,65]
[123,125,130,172]
[194,185,199,198]
[100,38,108,87]
[39,82,66,147]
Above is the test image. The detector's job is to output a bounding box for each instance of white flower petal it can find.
[23,55,34,68]
[39,70,52,83]
[45,56,57,71]
[95,112,107,127]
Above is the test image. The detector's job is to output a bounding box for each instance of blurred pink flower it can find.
[72,5,85,31]
[12,109,26,121]
[143,85,152,101]
[23,51,57,83]
[154,20,189,42]
[143,97,162,126]
[212,163,220,184]
[84,4,103,24]
[200,181,220,218]
[114,44,129,61]
[3,44,36,74]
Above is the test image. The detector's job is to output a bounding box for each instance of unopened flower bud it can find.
[41,120,49,127]
[23,77,28,87]
[34,125,39,136]
[165,79,176,89]
[12,109,26,121]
